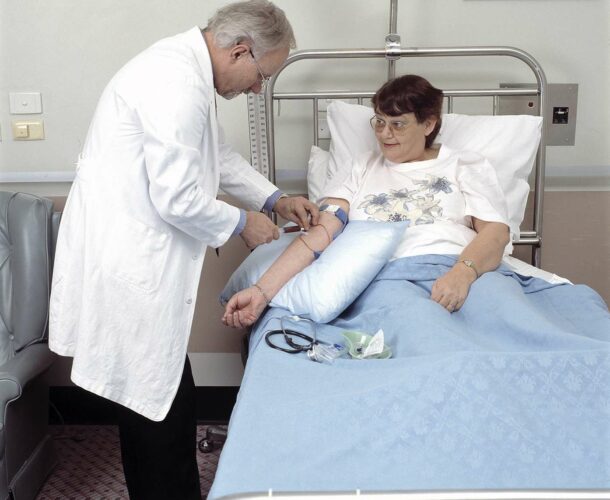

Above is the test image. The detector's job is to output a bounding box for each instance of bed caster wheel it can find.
[198,425,227,453]
[199,438,214,453]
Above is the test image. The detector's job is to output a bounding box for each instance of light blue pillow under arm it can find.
[220,230,299,306]
[220,220,408,324]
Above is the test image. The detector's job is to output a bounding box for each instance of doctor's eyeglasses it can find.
[249,50,270,91]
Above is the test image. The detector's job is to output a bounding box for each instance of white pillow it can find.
[326,101,378,182]
[436,114,542,238]
[220,220,407,323]
[306,145,330,204]
[323,100,542,239]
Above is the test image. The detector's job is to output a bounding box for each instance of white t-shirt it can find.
[324,145,510,259]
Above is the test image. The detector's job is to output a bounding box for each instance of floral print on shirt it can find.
[357,174,454,225]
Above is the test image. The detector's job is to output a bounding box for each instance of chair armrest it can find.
[0,344,56,407]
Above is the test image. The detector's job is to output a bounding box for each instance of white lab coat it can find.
[49,27,278,421]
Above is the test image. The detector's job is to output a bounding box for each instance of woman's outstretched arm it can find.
[222,198,349,328]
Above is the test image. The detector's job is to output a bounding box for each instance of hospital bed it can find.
[207,3,610,498]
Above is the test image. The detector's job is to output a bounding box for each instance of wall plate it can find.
[9,92,43,114]
[498,83,578,146]
[12,120,45,140]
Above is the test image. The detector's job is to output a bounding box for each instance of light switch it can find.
[9,92,43,114]
[12,120,45,140]
[15,124,29,138]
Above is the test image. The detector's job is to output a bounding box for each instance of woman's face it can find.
[372,112,437,163]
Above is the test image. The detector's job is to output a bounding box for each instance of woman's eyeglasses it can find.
[370,115,411,135]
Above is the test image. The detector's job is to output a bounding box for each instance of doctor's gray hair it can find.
[206,0,296,57]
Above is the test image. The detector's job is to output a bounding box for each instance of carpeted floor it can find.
[36,425,224,500]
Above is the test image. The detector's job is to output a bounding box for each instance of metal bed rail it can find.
[263,46,548,267]
[223,490,610,500]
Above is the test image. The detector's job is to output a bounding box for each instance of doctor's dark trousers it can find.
[116,357,201,500]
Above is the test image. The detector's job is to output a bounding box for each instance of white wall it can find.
[1,0,609,193]
[3,0,609,388]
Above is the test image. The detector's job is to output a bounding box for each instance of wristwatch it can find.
[459,259,479,278]
[319,204,348,226]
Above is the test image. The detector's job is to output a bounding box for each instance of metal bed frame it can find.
[228,9,610,500]
[226,491,610,500]
[259,0,547,268]
[228,8,610,499]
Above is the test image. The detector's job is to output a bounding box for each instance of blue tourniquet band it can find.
[319,204,348,227]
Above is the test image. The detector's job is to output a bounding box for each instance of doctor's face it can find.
[219,45,289,99]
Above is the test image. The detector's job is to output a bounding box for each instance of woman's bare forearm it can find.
[255,198,349,300]
[431,219,510,311]
[455,219,510,278]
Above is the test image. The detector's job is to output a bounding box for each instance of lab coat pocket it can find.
[107,215,171,293]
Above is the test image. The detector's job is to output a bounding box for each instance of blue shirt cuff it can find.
[232,209,247,236]
[263,190,285,212]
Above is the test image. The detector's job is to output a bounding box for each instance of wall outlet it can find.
[317,117,331,140]
[9,92,43,114]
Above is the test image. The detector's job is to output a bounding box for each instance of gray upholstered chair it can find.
[0,191,59,500]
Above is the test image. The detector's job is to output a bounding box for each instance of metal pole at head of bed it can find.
[387,0,399,80]
[264,47,547,268]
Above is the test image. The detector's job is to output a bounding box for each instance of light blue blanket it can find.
[209,255,610,499]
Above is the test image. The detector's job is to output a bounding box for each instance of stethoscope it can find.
[265,315,321,361]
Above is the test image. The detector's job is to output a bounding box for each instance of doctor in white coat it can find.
[49,1,317,498]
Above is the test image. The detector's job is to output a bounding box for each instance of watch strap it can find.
[459,259,479,278]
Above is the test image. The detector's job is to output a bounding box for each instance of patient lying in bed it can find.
[214,74,610,496]
[223,74,512,327]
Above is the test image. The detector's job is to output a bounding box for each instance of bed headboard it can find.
[255,4,548,268]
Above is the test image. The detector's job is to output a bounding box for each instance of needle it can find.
[282,226,306,233]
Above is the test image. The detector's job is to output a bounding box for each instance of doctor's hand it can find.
[430,266,476,313]
[273,196,320,230]
[222,287,268,329]
[240,212,280,249]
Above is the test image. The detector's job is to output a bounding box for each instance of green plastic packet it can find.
[341,330,392,359]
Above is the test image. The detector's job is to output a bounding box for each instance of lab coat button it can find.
[8,335,14,341]
[186,298,193,305]
[192,255,198,260]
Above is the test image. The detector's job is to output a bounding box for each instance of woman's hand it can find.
[222,287,268,328]
[431,220,508,313]
[430,265,477,312]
